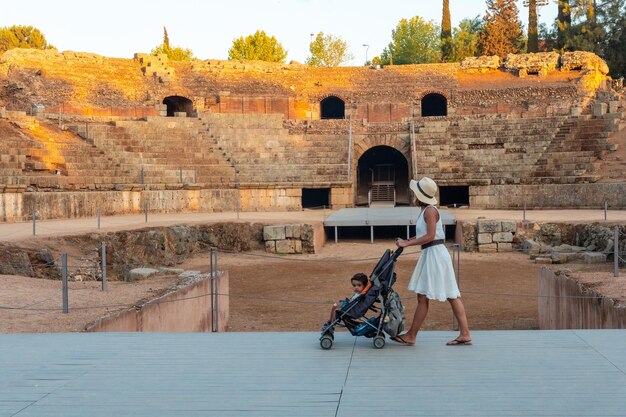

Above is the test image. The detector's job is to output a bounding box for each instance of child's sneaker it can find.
[321,321,333,332]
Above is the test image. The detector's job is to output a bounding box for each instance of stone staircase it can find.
[593,103,626,182]
[413,116,569,185]
[199,113,350,186]
[532,116,609,183]
[0,115,139,190]
[73,117,236,188]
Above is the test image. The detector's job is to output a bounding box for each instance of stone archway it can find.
[163,96,194,117]
[320,96,345,119]
[356,145,410,207]
[421,93,447,117]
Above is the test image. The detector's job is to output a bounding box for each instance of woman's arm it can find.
[395,207,438,248]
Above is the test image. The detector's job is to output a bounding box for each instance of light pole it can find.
[362,44,369,65]
[310,33,315,45]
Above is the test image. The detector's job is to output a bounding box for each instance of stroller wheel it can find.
[373,336,385,349]
[320,335,333,350]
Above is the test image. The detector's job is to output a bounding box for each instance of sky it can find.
[2,0,558,66]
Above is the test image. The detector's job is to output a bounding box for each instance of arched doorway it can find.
[421,93,447,117]
[357,146,410,207]
[163,96,194,117]
[320,96,345,119]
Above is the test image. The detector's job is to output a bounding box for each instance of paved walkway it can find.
[1,330,625,416]
[1,209,625,243]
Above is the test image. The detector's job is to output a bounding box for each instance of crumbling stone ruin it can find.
[0,48,625,221]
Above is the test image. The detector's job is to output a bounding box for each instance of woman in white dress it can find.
[393,177,472,346]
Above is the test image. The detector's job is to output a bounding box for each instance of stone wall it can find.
[263,223,325,254]
[0,189,239,222]
[474,220,517,253]
[538,268,626,329]
[85,272,229,332]
[239,188,302,212]
[471,183,626,209]
[1,48,606,122]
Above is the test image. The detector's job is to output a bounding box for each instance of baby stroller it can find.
[320,247,405,349]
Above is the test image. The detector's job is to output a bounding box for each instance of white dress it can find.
[407,205,461,301]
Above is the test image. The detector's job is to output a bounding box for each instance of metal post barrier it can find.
[101,241,107,291]
[97,208,101,229]
[140,166,144,184]
[179,167,183,183]
[615,226,619,277]
[523,201,526,222]
[61,253,69,313]
[210,247,219,332]
[32,204,36,236]
[604,201,608,221]
[144,201,148,223]
[236,179,240,220]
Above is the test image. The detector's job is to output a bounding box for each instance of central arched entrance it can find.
[357,146,410,207]
[163,96,194,117]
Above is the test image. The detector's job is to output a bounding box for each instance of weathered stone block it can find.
[493,232,514,243]
[285,224,302,238]
[294,239,302,254]
[478,243,498,253]
[521,239,541,255]
[477,233,493,244]
[263,225,285,241]
[477,220,501,233]
[276,239,296,254]
[584,252,607,264]
[128,267,159,281]
[497,243,513,252]
[535,257,553,264]
[593,102,607,117]
[501,221,517,233]
[265,240,276,253]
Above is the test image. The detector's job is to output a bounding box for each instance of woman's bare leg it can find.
[402,294,429,344]
[447,298,471,343]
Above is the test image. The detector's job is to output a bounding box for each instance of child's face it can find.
[351,279,365,293]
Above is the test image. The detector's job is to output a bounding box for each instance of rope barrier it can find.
[2,288,623,313]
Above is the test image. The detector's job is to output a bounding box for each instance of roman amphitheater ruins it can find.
[0,48,624,223]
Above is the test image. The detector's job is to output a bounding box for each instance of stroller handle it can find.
[392,247,403,260]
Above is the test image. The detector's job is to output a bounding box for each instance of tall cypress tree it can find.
[557,0,571,49]
[163,26,170,50]
[527,0,539,52]
[441,0,453,61]
[525,0,548,52]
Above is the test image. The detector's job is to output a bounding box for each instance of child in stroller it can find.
[324,272,369,325]
[319,247,405,349]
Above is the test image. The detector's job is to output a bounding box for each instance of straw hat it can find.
[409,177,438,205]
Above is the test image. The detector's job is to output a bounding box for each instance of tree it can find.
[557,0,572,48]
[451,16,484,61]
[0,25,51,53]
[524,0,549,52]
[228,30,287,63]
[597,0,626,78]
[150,26,194,61]
[163,26,170,50]
[441,0,453,61]
[306,32,353,67]
[380,16,441,65]
[557,0,605,54]
[478,0,524,57]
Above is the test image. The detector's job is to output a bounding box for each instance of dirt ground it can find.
[0,241,530,333]
[3,237,625,334]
